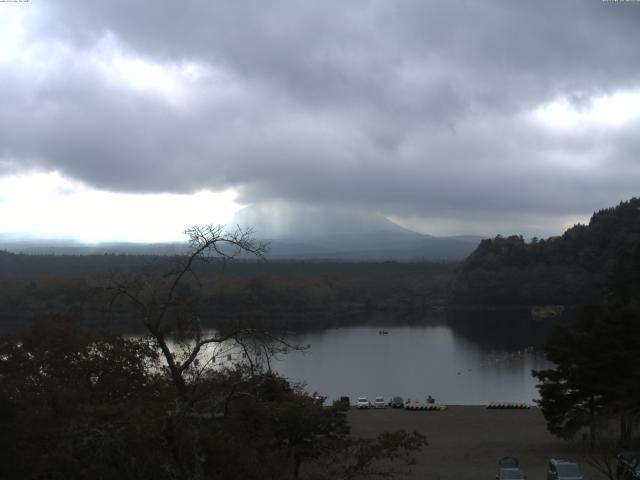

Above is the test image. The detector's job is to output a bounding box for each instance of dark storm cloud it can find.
[2,0,640,234]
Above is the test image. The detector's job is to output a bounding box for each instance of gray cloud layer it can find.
[2,0,640,235]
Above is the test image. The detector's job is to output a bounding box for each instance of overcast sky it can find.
[1,0,639,242]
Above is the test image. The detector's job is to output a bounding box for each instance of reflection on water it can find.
[271,323,552,405]
[155,314,556,406]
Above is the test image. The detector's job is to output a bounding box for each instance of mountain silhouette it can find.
[230,204,481,260]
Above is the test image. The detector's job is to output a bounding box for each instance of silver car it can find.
[547,458,583,480]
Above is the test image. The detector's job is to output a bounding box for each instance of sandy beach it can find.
[348,406,608,480]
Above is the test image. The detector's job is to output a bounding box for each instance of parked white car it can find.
[374,397,386,408]
[356,397,371,409]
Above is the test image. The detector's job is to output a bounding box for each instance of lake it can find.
[270,318,553,405]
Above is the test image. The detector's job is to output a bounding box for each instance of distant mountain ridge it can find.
[1,204,485,260]
[0,240,189,256]
[230,204,414,238]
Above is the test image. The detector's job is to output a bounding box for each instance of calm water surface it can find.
[271,323,552,405]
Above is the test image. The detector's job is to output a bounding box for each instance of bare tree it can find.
[582,429,640,480]
[111,225,275,391]
[583,436,620,480]
[109,224,297,480]
[107,224,426,480]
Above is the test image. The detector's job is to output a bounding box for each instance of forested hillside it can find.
[454,198,640,305]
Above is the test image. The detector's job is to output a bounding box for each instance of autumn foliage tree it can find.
[0,316,166,479]
[0,317,426,479]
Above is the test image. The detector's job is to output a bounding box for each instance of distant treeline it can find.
[0,252,456,331]
[453,197,640,305]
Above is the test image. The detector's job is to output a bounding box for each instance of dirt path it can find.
[348,406,608,480]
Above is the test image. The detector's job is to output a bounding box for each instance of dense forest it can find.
[0,252,455,331]
[453,198,640,306]
[532,215,640,451]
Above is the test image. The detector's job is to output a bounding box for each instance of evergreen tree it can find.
[533,306,609,447]
[534,242,640,447]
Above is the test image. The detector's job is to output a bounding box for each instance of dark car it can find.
[498,469,526,480]
[617,451,640,480]
[390,396,404,408]
[497,457,526,480]
[547,458,583,480]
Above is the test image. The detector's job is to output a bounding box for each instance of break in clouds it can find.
[1,0,640,236]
